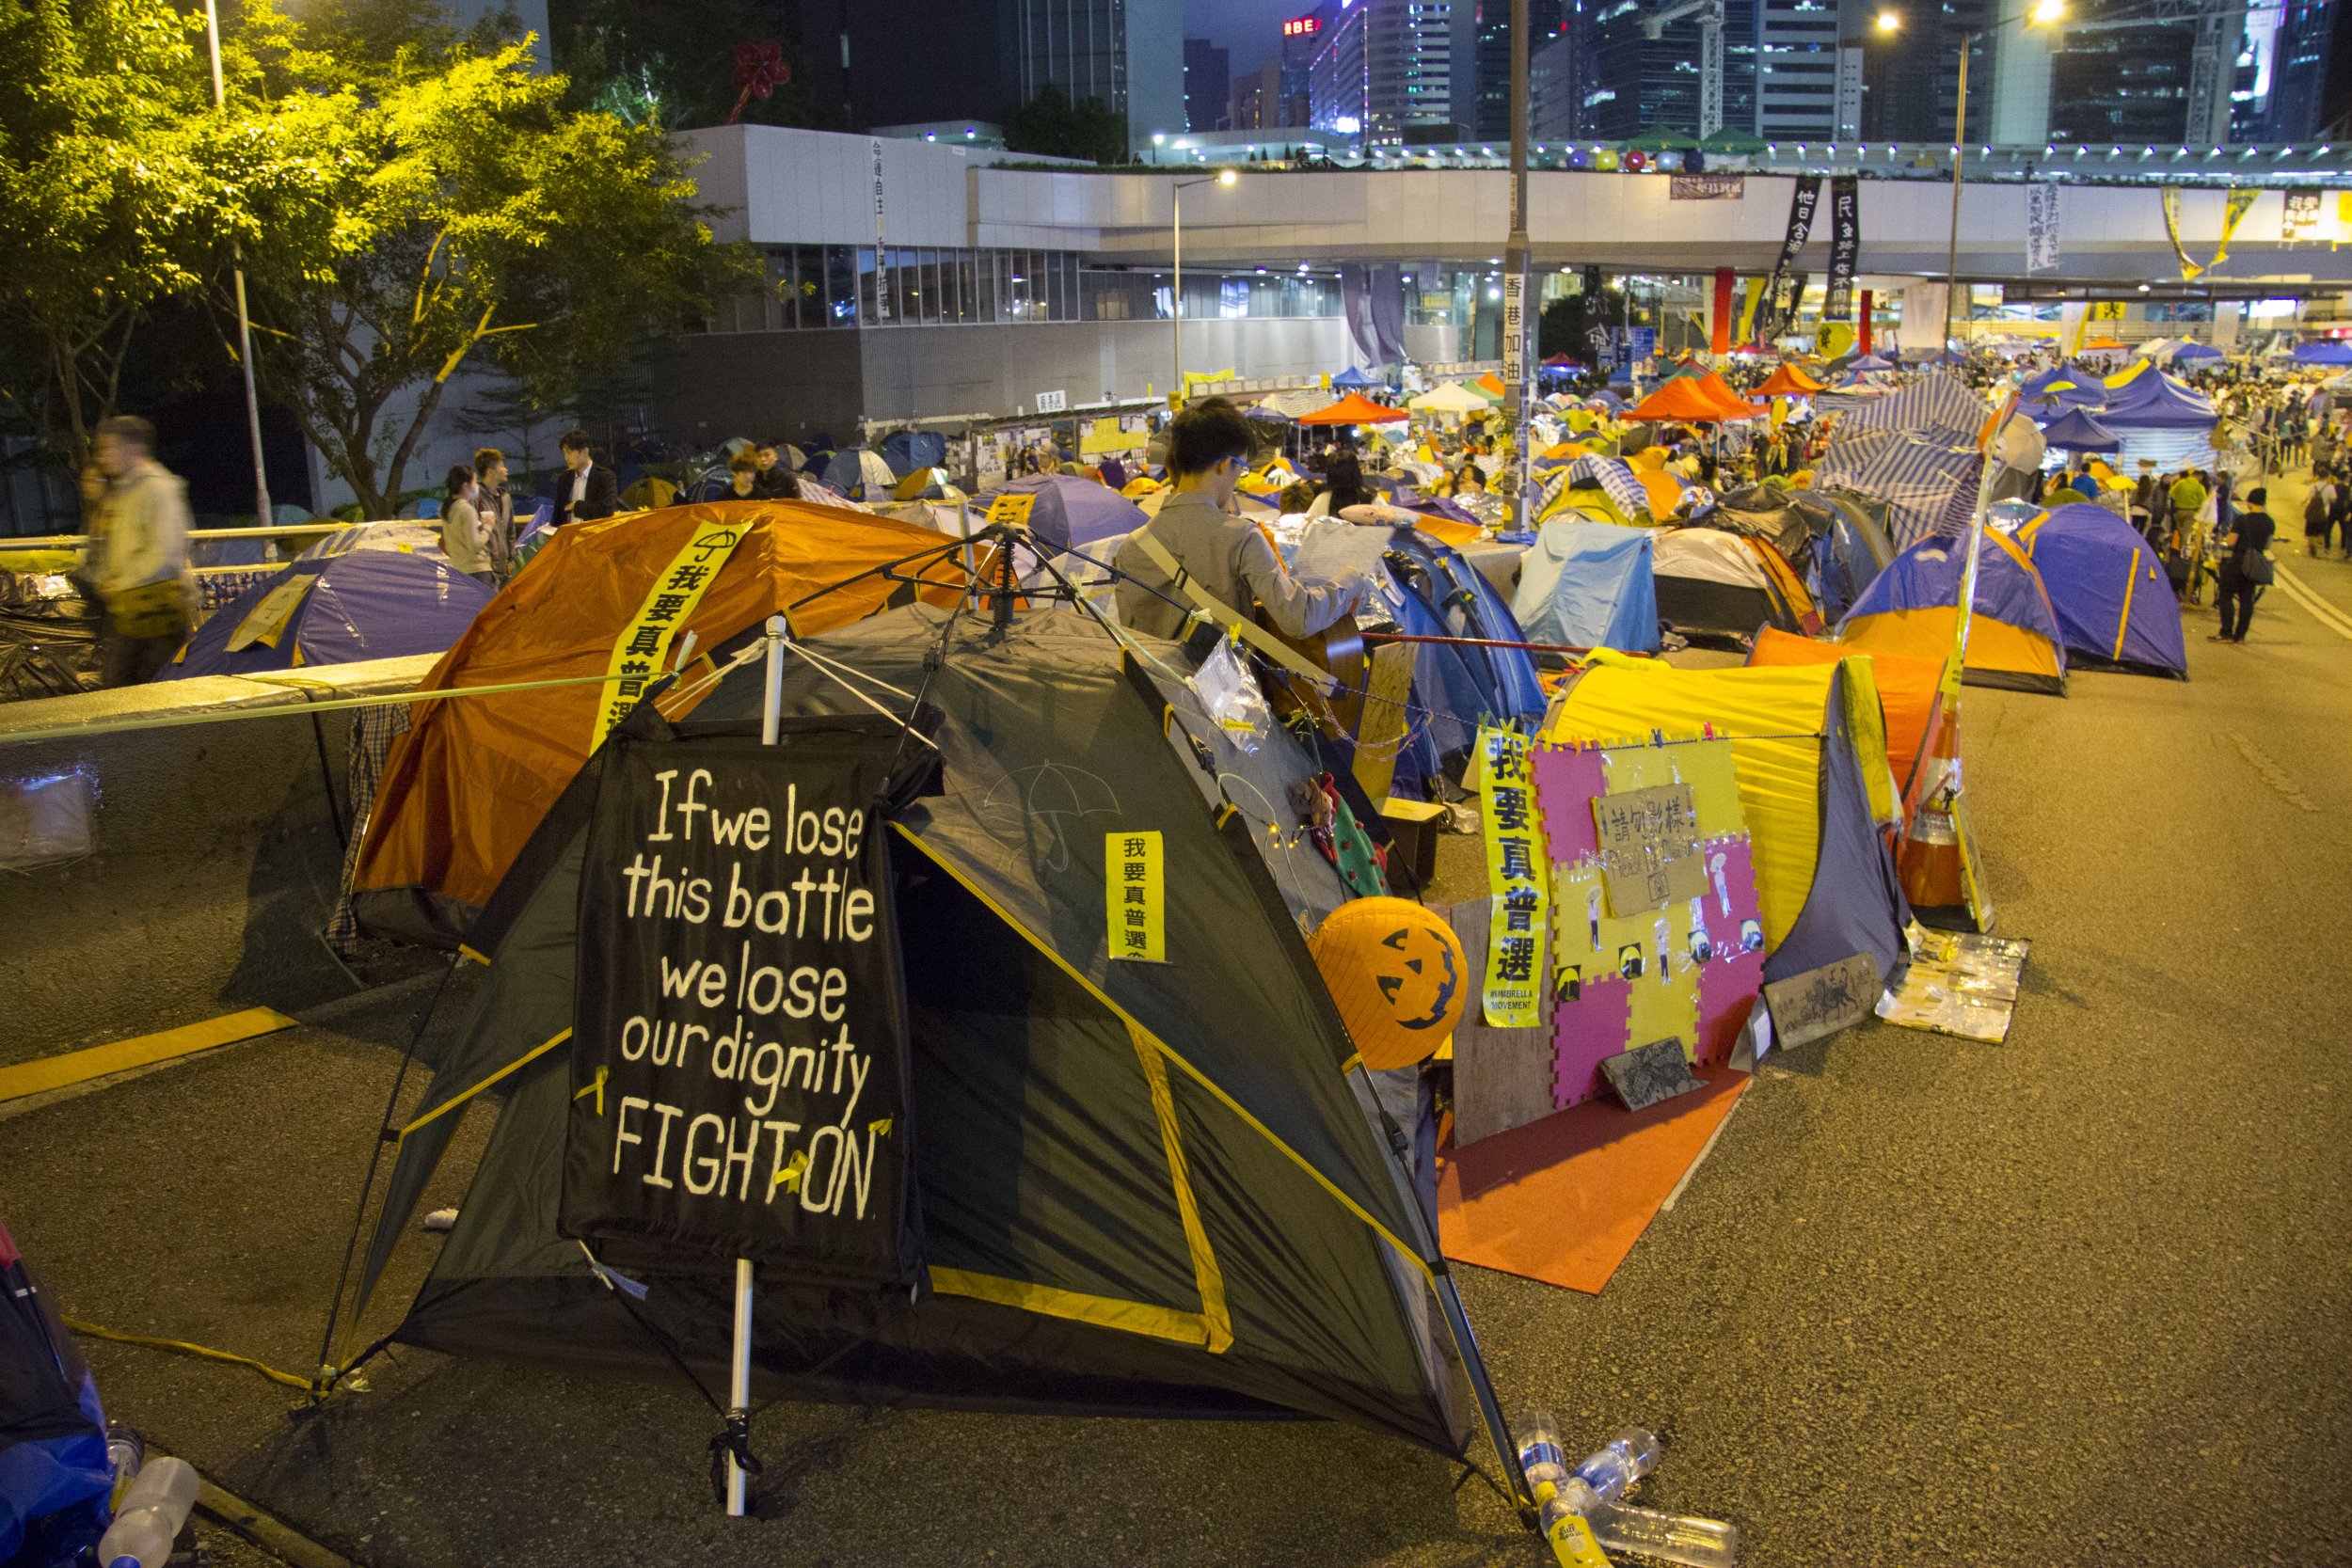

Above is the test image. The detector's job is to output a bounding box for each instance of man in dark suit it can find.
[552,429,618,525]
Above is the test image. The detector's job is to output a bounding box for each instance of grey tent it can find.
[334,605,1527,1493]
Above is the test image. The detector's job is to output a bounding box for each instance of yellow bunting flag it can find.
[1475,726,1548,1028]
[593,521,747,747]
[1107,831,1167,963]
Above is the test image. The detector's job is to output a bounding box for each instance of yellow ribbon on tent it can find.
[592,521,748,747]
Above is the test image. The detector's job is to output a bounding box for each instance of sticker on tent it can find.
[559,724,923,1286]
[1106,831,1166,963]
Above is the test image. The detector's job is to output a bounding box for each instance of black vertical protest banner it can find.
[1822,176,1860,322]
[561,717,927,1290]
[1756,177,1821,344]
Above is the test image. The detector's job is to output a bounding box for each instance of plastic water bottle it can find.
[1574,1427,1663,1500]
[1515,1408,1568,1476]
[106,1422,144,1489]
[96,1455,199,1568]
[1585,1499,1741,1568]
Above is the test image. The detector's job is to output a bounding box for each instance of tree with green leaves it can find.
[1004,86,1128,166]
[0,0,275,467]
[228,4,751,516]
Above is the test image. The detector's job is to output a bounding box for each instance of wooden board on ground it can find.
[1444,896,1558,1146]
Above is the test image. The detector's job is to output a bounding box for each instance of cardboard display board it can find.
[562,722,923,1289]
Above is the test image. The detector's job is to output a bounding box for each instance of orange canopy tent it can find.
[1755,363,1826,398]
[1474,371,1506,398]
[350,499,969,945]
[1298,391,1409,425]
[1746,626,1943,802]
[1626,376,1760,423]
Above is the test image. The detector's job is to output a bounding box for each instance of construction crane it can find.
[2042,0,2249,146]
[1642,0,1726,139]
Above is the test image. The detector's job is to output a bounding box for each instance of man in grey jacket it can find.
[1115,398,1370,650]
[82,416,194,687]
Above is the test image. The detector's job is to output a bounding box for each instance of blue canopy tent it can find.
[2291,341,2352,367]
[2169,342,2224,364]
[2017,363,2111,409]
[2036,406,2122,454]
[1331,366,1382,389]
[2015,502,2187,678]
[2095,362,2219,469]
[879,430,948,475]
[167,552,493,678]
[979,473,1148,553]
[1846,353,1896,372]
[1511,521,1660,652]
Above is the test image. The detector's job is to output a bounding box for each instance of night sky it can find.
[1187,0,1297,77]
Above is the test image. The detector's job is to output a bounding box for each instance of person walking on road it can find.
[81,415,194,688]
[2305,469,2341,559]
[2212,486,2276,646]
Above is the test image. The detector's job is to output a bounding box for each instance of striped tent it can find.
[1817,370,1990,445]
[1812,430,1986,548]
[1549,454,1654,522]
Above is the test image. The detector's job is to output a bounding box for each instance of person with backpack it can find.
[2212,486,2276,646]
[2304,469,2339,558]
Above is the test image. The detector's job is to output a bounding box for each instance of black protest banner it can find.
[1822,176,1860,321]
[1756,177,1821,344]
[561,720,924,1289]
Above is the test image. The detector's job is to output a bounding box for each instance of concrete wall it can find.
[0,657,437,1064]
[648,330,870,450]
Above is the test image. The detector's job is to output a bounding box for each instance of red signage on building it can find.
[1282,15,1320,36]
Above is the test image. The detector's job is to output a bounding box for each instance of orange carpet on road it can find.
[1436,1067,1748,1294]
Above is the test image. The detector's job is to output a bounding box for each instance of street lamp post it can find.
[1879,0,2062,356]
[203,0,272,527]
[1171,170,1237,404]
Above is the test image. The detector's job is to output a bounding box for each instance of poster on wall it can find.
[561,720,925,1290]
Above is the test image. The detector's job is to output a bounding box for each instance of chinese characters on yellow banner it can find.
[1106,831,1166,962]
[593,523,747,747]
[1476,726,1548,1027]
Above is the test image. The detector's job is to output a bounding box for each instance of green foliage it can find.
[1003,86,1128,166]
[0,0,274,463]
[220,3,751,516]
[549,0,830,131]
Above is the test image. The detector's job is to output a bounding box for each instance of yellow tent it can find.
[1541,653,1898,947]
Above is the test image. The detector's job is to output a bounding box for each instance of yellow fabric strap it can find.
[1128,527,1335,689]
[892,824,1433,1285]
[2113,561,2138,662]
[1125,1022,1234,1353]
[396,1028,572,1143]
[926,1269,1208,1343]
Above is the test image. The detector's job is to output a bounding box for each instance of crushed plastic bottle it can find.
[96,1454,198,1568]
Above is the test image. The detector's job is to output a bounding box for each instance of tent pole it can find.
[1434,1270,1538,1526]
[721,614,790,1519]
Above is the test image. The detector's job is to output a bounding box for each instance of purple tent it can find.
[167,551,494,678]
[2096,366,2217,433]
[979,473,1148,552]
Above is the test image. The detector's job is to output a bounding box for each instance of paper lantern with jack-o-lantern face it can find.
[1309,897,1469,1069]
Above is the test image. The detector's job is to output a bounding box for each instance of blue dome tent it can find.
[167,552,494,678]
[978,474,1148,553]
[880,430,948,475]
[2014,502,2187,678]
[1511,521,1660,652]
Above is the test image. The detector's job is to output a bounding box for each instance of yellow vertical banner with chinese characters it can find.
[1107,831,1166,963]
[592,521,747,748]
[1475,726,1548,1027]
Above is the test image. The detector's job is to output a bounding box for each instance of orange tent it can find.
[1474,371,1506,398]
[1298,391,1409,425]
[1755,363,1825,398]
[1746,626,1943,800]
[351,499,968,944]
[1625,377,1759,423]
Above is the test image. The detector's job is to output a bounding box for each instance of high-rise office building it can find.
[1309,0,1476,141]
[797,0,1182,150]
[1568,0,1758,141]
[2244,0,2338,141]
[1474,0,1566,141]
[1020,0,1186,144]
[1184,37,1232,131]
[1279,10,1322,123]
[1755,0,1845,139]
